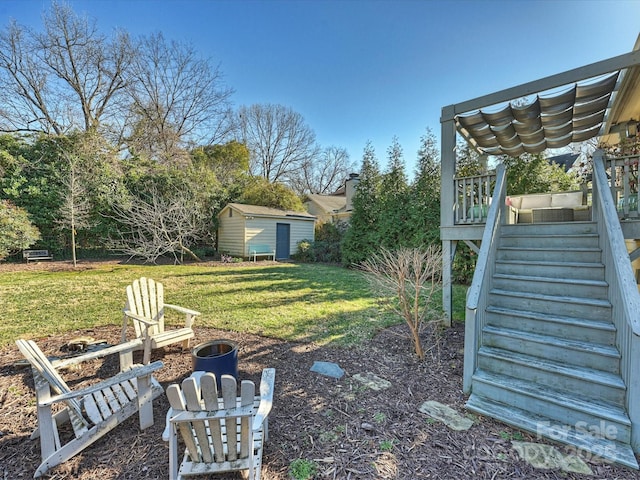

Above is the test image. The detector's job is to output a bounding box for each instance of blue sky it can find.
[1,0,639,175]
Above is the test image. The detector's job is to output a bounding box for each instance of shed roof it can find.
[222,203,316,220]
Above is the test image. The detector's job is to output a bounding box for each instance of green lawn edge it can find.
[0,262,467,347]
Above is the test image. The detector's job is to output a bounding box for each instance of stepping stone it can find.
[310,361,345,379]
[352,372,391,391]
[511,441,593,475]
[418,400,474,431]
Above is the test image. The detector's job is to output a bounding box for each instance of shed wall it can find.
[218,211,247,257]
[245,218,315,257]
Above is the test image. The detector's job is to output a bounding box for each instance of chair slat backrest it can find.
[167,373,256,466]
[16,340,89,433]
[126,277,165,337]
[17,340,73,401]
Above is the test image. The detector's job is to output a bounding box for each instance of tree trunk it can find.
[180,244,202,262]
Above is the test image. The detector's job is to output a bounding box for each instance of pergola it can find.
[440,35,640,322]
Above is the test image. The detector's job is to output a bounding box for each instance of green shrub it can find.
[0,200,41,260]
[292,240,314,262]
[289,458,318,480]
[452,242,476,285]
[293,222,346,263]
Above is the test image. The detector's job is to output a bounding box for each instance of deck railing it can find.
[592,150,640,451]
[463,164,506,393]
[604,153,640,219]
[454,172,496,224]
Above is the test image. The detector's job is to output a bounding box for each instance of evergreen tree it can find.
[341,142,382,265]
[502,153,579,195]
[408,128,441,247]
[378,137,410,248]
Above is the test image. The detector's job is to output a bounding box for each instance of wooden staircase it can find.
[466,221,639,468]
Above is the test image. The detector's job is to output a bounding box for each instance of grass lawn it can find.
[0,261,468,347]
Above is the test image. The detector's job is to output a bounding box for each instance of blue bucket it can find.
[191,340,238,388]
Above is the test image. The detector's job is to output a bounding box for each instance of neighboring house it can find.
[217,203,315,260]
[548,152,579,172]
[440,34,640,467]
[304,173,359,223]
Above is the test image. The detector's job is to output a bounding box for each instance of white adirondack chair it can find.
[122,277,201,363]
[166,368,276,480]
[16,338,164,479]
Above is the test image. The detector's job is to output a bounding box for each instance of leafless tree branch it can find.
[360,246,443,360]
[107,186,209,264]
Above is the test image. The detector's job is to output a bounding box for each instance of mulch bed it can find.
[1,261,638,479]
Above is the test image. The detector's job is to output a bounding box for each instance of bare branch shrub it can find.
[108,186,208,264]
[360,246,443,360]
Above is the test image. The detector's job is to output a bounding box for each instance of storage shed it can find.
[217,203,316,260]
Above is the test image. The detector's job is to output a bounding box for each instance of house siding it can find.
[218,209,247,257]
[245,218,277,254]
[288,220,315,251]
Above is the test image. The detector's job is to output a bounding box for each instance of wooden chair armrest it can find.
[123,310,160,327]
[41,361,163,406]
[252,368,275,431]
[164,303,201,328]
[164,304,201,317]
[52,339,144,369]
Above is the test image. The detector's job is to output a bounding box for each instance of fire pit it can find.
[191,339,238,387]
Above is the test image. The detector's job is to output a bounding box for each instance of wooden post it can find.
[440,106,457,325]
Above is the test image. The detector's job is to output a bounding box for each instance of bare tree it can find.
[127,32,234,164]
[236,104,319,183]
[0,3,232,155]
[57,152,93,267]
[108,186,208,264]
[360,246,443,360]
[289,145,354,195]
[0,2,132,135]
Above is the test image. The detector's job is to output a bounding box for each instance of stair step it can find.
[500,233,600,249]
[497,246,601,263]
[471,370,631,443]
[477,346,625,404]
[465,394,638,469]
[485,306,616,344]
[503,222,598,236]
[482,325,620,372]
[495,260,604,280]
[489,289,611,321]
[492,273,608,299]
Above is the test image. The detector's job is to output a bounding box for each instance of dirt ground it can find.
[1,261,639,479]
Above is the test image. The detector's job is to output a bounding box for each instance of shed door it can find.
[276,223,290,260]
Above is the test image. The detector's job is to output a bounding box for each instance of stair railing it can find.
[592,149,640,451]
[463,163,506,393]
